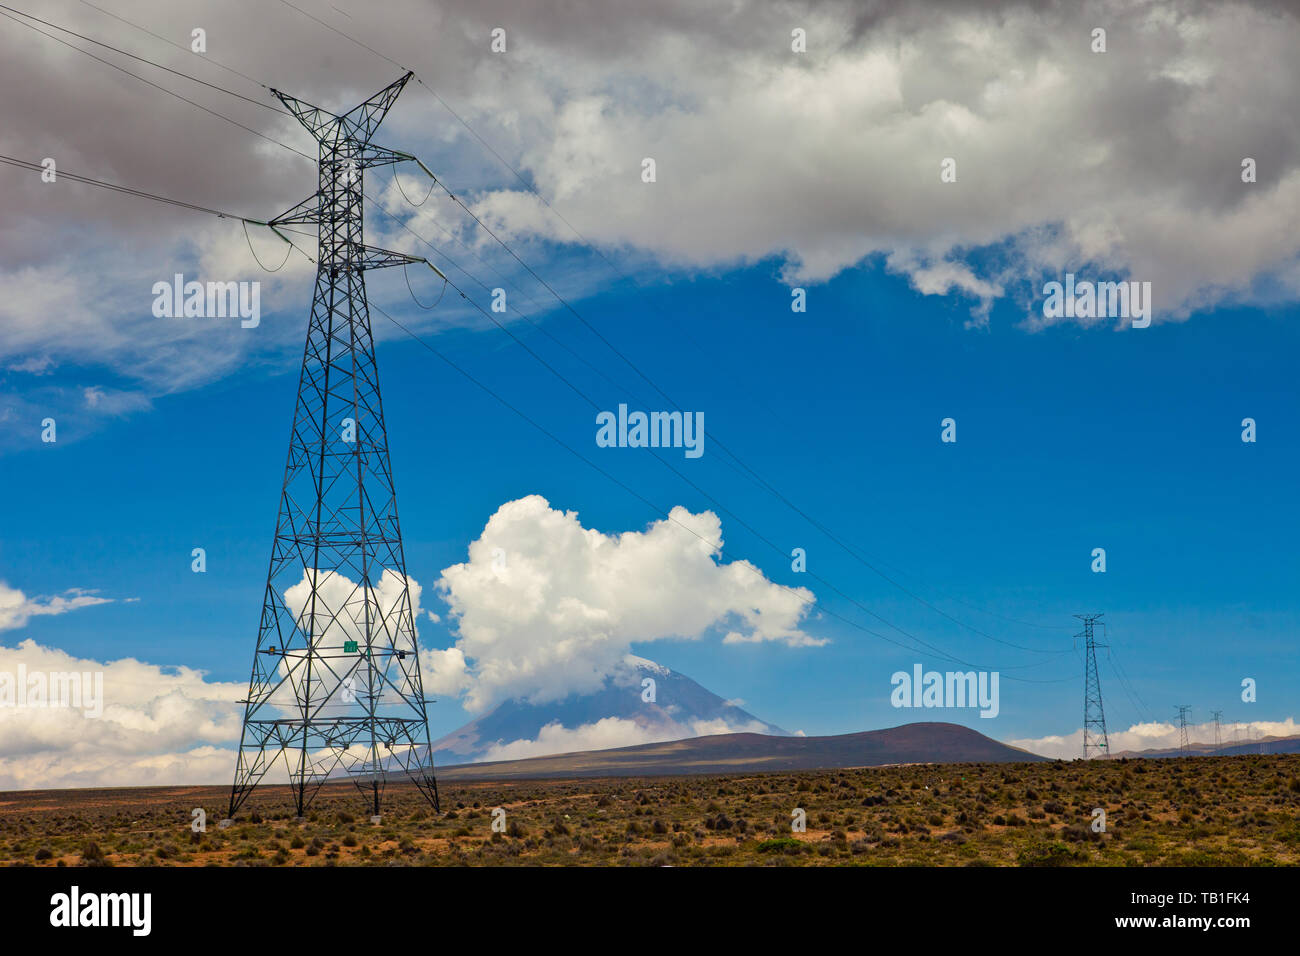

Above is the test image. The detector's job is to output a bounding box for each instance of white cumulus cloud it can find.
[431,495,819,712]
[0,639,244,790]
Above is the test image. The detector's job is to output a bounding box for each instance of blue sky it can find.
[5,255,1296,749]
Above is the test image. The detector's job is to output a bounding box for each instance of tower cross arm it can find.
[346,247,447,279]
[269,193,325,227]
[341,71,414,143]
[269,89,337,141]
[270,73,415,146]
[355,145,417,170]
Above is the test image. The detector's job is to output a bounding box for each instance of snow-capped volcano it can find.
[431,655,787,765]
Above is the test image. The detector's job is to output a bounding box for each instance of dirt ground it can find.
[2,755,1297,866]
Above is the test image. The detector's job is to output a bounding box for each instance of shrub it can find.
[756,838,802,854]
[80,841,106,865]
[1016,841,1085,867]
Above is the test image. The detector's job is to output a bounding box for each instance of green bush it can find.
[756,837,803,854]
[1016,841,1085,867]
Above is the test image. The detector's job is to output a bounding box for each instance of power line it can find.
[377,244,1065,677]
[371,189,682,401]
[396,162,1074,654]
[1106,654,1145,726]
[271,0,1076,651]
[242,219,303,270]
[6,12,1074,679]
[0,146,1014,673]
[47,2,546,314]
[3,149,1068,682]
[389,166,436,207]
[3,5,764,528]
[401,262,446,310]
[401,153,1074,652]
[1100,620,1151,725]
[367,180,1074,664]
[0,152,265,223]
[17,0,1074,651]
[0,152,312,268]
[0,3,279,110]
[39,0,1073,660]
[0,7,312,164]
[377,241,1068,674]
[371,295,1071,680]
[277,0,403,71]
[77,0,271,91]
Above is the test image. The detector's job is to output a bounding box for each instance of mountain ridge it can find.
[1110,733,1300,759]
[434,721,1045,780]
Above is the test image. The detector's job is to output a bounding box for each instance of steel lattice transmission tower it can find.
[1176,705,1192,753]
[1211,709,1223,750]
[1076,613,1109,759]
[228,72,444,820]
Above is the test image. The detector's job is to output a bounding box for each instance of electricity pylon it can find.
[1176,705,1192,754]
[228,73,443,820]
[1076,613,1109,759]
[1211,709,1223,750]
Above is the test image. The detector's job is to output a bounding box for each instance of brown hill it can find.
[435,721,1045,780]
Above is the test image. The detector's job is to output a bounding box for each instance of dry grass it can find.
[2,754,1298,866]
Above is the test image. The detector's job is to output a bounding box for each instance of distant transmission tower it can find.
[1249,726,1264,755]
[1211,710,1223,750]
[1076,613,1109,759]
[228,73,444,820]
[1176,705,1192,754]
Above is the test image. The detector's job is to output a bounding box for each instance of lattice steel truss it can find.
[229,73,441,819]
[1076,613,1110,760]
[1176,705,1192,754]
